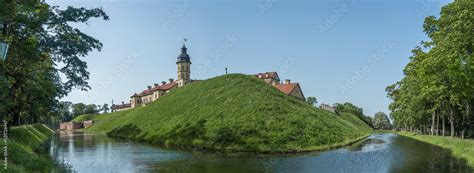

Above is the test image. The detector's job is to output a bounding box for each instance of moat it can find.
[49,132,472,173]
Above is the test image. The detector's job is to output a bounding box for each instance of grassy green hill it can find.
[76,74,372,153]
[1,124,55,172]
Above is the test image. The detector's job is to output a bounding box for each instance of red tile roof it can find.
[274,83,298,95]
[133,82,178,97]
[112,103,131,109]
[254,72,278,79]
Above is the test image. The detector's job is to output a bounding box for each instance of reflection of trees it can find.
[391,135,472,172]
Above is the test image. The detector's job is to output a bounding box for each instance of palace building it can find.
[111,42,305,112]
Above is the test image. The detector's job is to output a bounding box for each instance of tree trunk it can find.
[431,111,436,135]
[449,108,455,138]
[462,129,465,140]
[436,111,439,136]
[442,115,446,137]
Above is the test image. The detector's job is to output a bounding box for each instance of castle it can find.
[111,42,305,112]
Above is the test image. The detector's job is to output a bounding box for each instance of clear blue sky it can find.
[47,0,451,117]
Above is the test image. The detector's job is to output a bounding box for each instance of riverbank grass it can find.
[0,124,56,172]
[398,132,474,167]
[76,74,372,153]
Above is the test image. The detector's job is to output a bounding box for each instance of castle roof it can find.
[132,82,178,97]
[254,72,279,79]
[273,83,299,95]
[177,44,191,64]
[274,82,305,100]
[112,103,131,109]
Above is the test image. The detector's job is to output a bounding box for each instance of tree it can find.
[102,103,110,113]
[386,0,473,138]
[84,104,98,114]
[0,1,108,125]
[56,101,73,122]
[373,112,391,130]
[72,103,87,116]
[333,102,373,127]
[306,97,317,107]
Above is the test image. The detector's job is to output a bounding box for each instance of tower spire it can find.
[181,38,188,54]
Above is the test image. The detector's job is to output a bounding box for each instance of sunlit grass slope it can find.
[77,74,372,152]
[0,124,55,172]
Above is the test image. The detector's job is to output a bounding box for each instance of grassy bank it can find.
[76,74,372,153]
[0,124,57,172]
[397,131,474,167]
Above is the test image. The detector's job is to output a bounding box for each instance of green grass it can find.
[72,114,97,122]
[76,74,372,153]
[0,124,56,172]
[398,131,474,167]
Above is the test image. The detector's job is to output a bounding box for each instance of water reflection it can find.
[50,132,473,173]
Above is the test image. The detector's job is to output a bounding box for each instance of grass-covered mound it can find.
[72,114,96,122]
[0,124,55,172]
[78,74,372,152]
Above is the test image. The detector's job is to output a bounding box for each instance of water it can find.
[49,132,473,173]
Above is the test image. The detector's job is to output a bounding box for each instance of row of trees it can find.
[56,102,110,122]
[0,1,108,125]
[386,0,473,139]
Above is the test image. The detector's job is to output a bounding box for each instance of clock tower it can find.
[176,40,191,87]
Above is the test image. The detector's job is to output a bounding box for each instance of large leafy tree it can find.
[0,1,108,125]
[373,112,391,130]
[387,0,473,138]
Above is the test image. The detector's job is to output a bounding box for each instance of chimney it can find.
[154,83,159,87]
[169,78,174,83]
[147,86,152,89]
[161,81,166,85]
[285,79,291,84]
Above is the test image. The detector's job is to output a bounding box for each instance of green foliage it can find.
[0,1,108,125]
[76,74,372,152]
[334,102,373,127]
[102,103,110,113]
[373,112,392,130]
[71,103,105,117]
[386,0,474,138]
[306,96,317,107]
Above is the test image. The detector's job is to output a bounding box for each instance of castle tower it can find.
[176,40,191,87]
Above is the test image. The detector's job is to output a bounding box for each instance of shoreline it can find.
[81,128,372,155]
[396,131,474,167]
